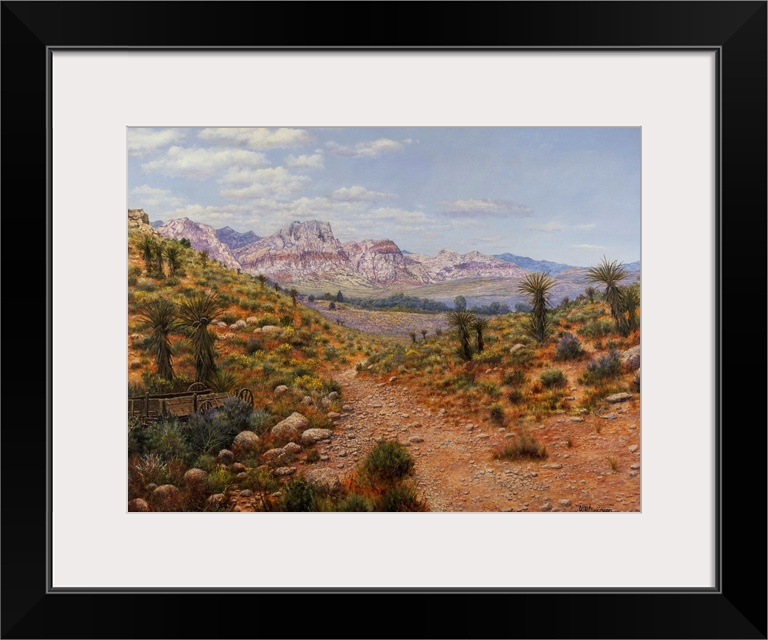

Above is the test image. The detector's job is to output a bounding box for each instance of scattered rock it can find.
[252,327,263,334]
[271,412,309,439]
[284,442,302,454]
[620,345,640,370]
[388,376,398,383]
[246,316,258,325]
[301,396,313,405]
[327,391,340,401]
[408,436,424,444]
[541,502,553,512]
[217,449,234,465]
[130,358,142,368]
[236,472,248,481]
[509,343,526,354]
[261,325,281,334]
[301,428,333,444]
[151,484,180,510]
[207,494,227,507]
[307,468,342,490]
[240,490,253,497]
[145,483,158,492]
[231,462,246,473]
[559,499,572,507]
[263,448,288,464]
[183,468,207,484]
[128,498,150,512]
[630,464,640,470]
[548,464,563,470]
[606,392,634,404]
[342,404,353,412]
[628,444,639,453]
[600,413,619,420]
[327,411,342,420]
[629,423,638,430]
[569,417,585,423]
[272,466,297,477]
[235,319,247,329]
[232,430,260,453]
[274,385,289,396]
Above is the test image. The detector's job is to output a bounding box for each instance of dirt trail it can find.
[321,367,641,512]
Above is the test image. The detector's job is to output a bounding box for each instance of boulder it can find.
[230,462,246,474]
[510,343,526,354]
[235,319,247,328]
[307,468,342,491]
[283,442,302,454]
[217,449,234,465]
[326,391,340,401]
[272,466,297,477]
[246,316,258,325]
[183,468,208,484]
[606,392,634,404]
[274,385,289,396]
[300,428,333,445]
[271,412,309,439]
[263,447,288,464]
[261,325,281,334]
[207,493,227,508]
[620,346,640,370]
[128,498,150,512]
[301,396,313,405]
[151,484,180,510]
[232,431,260,453]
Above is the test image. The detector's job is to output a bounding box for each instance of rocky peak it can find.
[128,209,154,233]
[156,217,240,270]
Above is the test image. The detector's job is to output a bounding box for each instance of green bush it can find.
[554,332,584,361]
[502,369,527,386]
[489,403,505,424]
[375,483,426,512]
[361,441,414,486]
[578,319,613,339]
[336,493,372,512]
[540,368,567,389]
[579,350,622,385]
[493,431,548,460]
[281,477,318,511]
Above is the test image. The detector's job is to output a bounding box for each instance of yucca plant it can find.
[518,272,555,343]
[289,288,298,306]
[257,273,267,289]
[471,316,489,353]
[585,286,597,303]
[164,243,183,277]
[137,234,157,275]
[154,241,166,277]
[178,292,224,383]
[586,257,627,334]
[447,310,476,361]
[138,298,178,380]
[620,282,640,332]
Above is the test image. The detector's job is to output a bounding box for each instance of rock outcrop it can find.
[156,217,240,270]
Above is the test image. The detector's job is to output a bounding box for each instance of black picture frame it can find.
[2,2,765,638]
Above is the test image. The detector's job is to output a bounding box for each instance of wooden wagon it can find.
[128,382,254,423]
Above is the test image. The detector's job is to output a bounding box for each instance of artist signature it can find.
[577,504,613,512]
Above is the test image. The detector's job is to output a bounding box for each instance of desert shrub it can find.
[554,332,584,361]
[361,441,414,486]
[207,369,239,392]
[479,381,501,398]
[502,369,527,386]
[579,319,614,339]
[631,370,640,392]
[489,403,505,424]
[248,409,274,436]
[580,350,622,384]
[239,467,278,494]
[183,397,254,455]
[281,477,318,511]
[336,493,372,512]
[375,483,427,512]
[221,313,238,326]
[493,430,548,460]
[509,347,535,366]
[540,368,567,389]
[507,389,525,404]
[205,467,233,494]
[128,418,150,457]
[323,345,338,361]
[304,448,321,464]
[146,419,193,465]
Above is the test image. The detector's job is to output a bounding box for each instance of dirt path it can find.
[318,367,641,512]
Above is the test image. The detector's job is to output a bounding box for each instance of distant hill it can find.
[215,226,261,251]
[150,219,164,229]
[493,253,577,275]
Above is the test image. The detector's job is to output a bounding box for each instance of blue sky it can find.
[127,127,640,265]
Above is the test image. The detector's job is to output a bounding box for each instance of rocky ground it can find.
[267,366,641,512]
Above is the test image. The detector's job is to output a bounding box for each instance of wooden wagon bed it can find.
[128,384,254,422]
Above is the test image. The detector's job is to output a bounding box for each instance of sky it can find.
[127,127,640,266]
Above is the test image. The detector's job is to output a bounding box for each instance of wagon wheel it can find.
[188,382,207,393]
[198,400,214,413]
[237,388,254,407]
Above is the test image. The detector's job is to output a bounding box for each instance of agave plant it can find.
[136,234,157,275]
[447,310,476,361]
[138,298,178,380]
[164,243,183,277]
[178,291,224,383]
[471,316,489,353]
[586,257,628,334]
[620,282,641,332]
[517,272,555,343]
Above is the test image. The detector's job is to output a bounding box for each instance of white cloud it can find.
[573,243,607,250]
[129,184,185,213]
[160,203,253,227]
[441,199,534,218]
[326,138,413,158]
[198,127,312,149]
[141,146,269,179]
[127,128,188,157]
[219,167,311,199]
[285,153,325,170]
[330,186,395,202]
[528,221,597,233]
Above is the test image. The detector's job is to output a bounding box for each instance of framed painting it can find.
[2,2,765,638]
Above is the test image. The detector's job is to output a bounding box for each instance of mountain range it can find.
[140,211,639,301]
